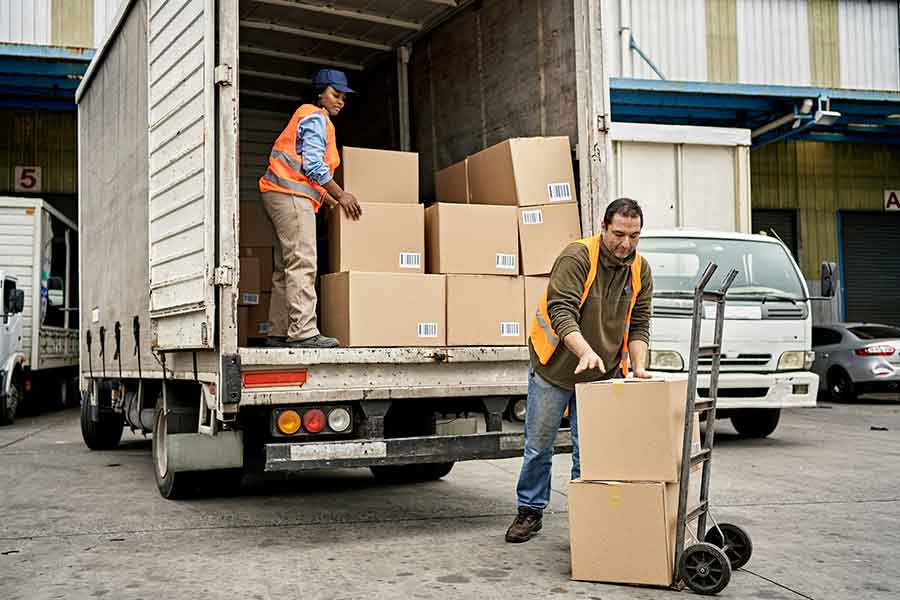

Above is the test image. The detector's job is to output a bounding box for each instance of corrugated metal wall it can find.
[0,0,52,45]
[737,0,811,85]
[0,109,78,196]
[52,0,93,48]
[93,0,125,48]
[839,0,900,91]
[752,141,900,278]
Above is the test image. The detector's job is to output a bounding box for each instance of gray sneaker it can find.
[283,334,340,349]
[264,336,286,348]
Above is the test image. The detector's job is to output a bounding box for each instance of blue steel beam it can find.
[0,43,94,62]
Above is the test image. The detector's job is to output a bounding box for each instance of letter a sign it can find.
[885,190,900,211]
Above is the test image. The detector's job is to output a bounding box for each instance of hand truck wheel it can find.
[679,542,732,595]
[705,522,753,570]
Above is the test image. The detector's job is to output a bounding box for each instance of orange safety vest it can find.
[529,235,643,375]
[258,104,340,212]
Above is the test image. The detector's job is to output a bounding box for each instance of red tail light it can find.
[303,409,326,433]
[855,345,896,357]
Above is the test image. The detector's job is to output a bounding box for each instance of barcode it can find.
[496,253,516,270]
[399,252,422,268]
[521,209,543,225]
[417,322,438,338]
[548,182,572,202]
[500,322,521,337]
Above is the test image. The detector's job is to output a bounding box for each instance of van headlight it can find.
[778,351,815,371]
[649,350,684,371]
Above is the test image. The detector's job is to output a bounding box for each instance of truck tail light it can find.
[327,408,352,432]
[303,409,326,433]
[277,410,302,435]
[242,369,308,388]
[855,345,895,357]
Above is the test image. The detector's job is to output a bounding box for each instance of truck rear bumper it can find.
[264,429,573,472]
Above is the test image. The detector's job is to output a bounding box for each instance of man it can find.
[505,197,653,543]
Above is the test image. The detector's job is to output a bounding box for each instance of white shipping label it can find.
[399,252,422,268]
[495,253,516,270]
[500,322,521,337]
[521,209,544,225]
[241,293,260,305]
[548,182,572,202]
[417,322,438,338]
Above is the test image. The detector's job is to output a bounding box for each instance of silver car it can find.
[811,323,900,401]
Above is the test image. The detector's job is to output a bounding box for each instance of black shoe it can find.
[264,336,286,348]
[505,507,543,543]
[275,334,340,349]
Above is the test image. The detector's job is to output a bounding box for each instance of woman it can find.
[258,68,363,348]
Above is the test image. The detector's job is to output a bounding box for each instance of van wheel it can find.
[0,374,23,425]
[730,409,780,438]
[80,384,124,449]
[370,462,455,483]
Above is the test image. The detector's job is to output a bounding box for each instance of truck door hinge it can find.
[597,114,609,133]
[215,64,233,86]
[214,266,234,286]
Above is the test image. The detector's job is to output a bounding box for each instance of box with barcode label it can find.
[467,137,577,207]
[425,203,518,275]
[328,202,424,274]
[446,275,525,346]
[320,272,446,346]
[518,203,582,275]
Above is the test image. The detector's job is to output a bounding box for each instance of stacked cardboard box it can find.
[238,201,276,344]
[569,378,701,587]
[321,148,446,347]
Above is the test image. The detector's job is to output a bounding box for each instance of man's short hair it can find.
[603,198,643,228]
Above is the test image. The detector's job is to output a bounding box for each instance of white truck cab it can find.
[642,230,820,437]
[1,273,26,424]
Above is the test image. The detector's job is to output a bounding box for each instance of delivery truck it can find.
[76,0,823,499]
[0,197,80,424]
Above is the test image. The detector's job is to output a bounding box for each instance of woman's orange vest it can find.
[258,104,340,211]
[529,235,643,375]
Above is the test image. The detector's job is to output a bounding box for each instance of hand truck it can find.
[673,262,753,595]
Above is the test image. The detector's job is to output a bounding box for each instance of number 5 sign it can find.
[14,166,42,193]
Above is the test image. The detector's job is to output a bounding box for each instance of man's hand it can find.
[574,349,605,375]
[631,367,652,379]
[338,191,362,220]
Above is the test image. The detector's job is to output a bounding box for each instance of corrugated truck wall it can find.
[0,108,78,200]
[410,0,578,201]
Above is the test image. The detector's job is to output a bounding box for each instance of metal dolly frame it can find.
[672,262,753,595]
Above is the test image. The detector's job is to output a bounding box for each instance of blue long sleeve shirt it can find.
[296,112,333,186]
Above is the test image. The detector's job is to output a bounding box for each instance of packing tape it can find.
[607,487,623,509]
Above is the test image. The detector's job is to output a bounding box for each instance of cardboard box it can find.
[338,147,419,204]
[240,201,275,246]
[241,246,275,291]
[239,257,261,295]
[238,306,250,347]
[435,159,469,204]
[524,276,549,320]
[467,137,577,207]
[328,203,425,274]
[320,272,446,347]
[518,203,582,276]
[575,377,698,482]
[569,479,679,587]
[248,292,271,338]
[446,275,525,346]
[425,203,519,275]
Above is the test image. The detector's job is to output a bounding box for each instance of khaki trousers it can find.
[261,191,320,341]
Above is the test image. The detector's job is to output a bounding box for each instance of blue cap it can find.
[312,68,355,93]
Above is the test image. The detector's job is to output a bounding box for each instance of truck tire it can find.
[370,462,455,483]
[80,385,124,449]
[0,373,23,425]
[730,408,780,438]
[152,401,243,499]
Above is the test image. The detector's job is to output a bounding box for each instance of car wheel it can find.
[827,368,857,402]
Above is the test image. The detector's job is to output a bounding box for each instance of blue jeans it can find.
[515,368,580,512]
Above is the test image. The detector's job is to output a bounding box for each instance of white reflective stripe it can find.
[270,149,304,173]
[262,169,320,198]
[534,308,559,345]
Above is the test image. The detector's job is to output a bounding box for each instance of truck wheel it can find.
[370,462,455,483]
[152,400,243,499]
[730,408,780,438]
[0,373,23,425]
[80,385,124,449]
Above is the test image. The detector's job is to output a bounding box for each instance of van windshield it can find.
[639,237,805,300]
